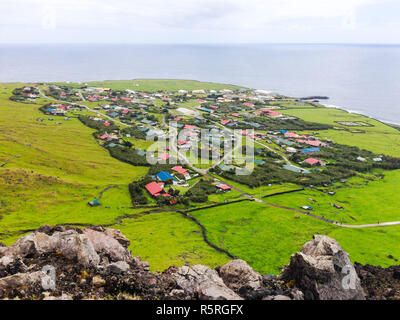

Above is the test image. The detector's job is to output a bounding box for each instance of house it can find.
[156,171,174,182]
[283,164,311,174]
[184,124,197,130]
[193,90,206,94]
[284,132,298,138]
[301,147,320,154]
[136,150,146,157]
[145,182,164,197]
[304,158,325,166]
[216,184,231,192]
[88,199,100,207]
[275,137,296,146]
[177,140,189,146]
[254,159,265,165]
[172,165,189,176]
[199,107,212,113]
[296,139,322,147]
[243,102,254,108]
[158,153,170,160]
[357,156,366,162]
[286,147,297,153]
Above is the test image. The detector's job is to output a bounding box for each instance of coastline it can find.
[319,102,400,129]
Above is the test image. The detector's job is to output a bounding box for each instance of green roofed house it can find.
[88,199,100,207]
[138,126,149,132]
[136,150,147,156]
[283,164,311,174]
[249,122,261,128]
[108,143,118,148]
[254,159,265,165]
[275,137,296,146]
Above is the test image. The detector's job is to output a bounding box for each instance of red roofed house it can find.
[177,140,189,145]
[232,113,239,117]
[198,99,206,103]
[266,110,282,117]
[145,182,164,197]
[104,122,110,126]
[284,132,298,138]
[217,184,231,191]
[99,134,109,140]
[305,140,321,147]
[158,153,170,160]
[243,102,254,107]
[172,166,189,175]
[184,124,197,130]
[304,158,325,166]
[296,139,321,147]
[221,119,231,125]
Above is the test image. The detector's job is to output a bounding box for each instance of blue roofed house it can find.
[301,147,320,154]
[156,171,174,181]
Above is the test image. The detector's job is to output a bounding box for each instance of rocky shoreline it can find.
[0,226,398,300]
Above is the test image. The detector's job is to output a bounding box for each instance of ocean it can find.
[1,43,400,124]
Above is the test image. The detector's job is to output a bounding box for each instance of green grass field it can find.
[282,107,400,156]
[266,170,400,225]
[189,201,400,274]
[52,79,247,92]
[112,211,230,272]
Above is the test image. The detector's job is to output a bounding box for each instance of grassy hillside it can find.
[52,79,247,92]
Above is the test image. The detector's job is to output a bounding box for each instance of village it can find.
[10,83,400,215]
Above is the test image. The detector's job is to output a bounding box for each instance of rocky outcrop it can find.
[218,259,262,291]
[281,235,365,300]
[0,228,391,300]
[172,264,242,300]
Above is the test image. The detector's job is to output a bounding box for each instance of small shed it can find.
[88,199,100,207]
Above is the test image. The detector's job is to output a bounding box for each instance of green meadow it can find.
[282,107,400,156]
[266,170,400,225]
[190,201,400,274]
[52,79,246,92]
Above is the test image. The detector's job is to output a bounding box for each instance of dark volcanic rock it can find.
[355,263,400,300]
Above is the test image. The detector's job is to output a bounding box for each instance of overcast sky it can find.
[0,0,399,44]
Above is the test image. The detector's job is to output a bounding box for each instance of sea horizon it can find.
[1,43,399,125]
